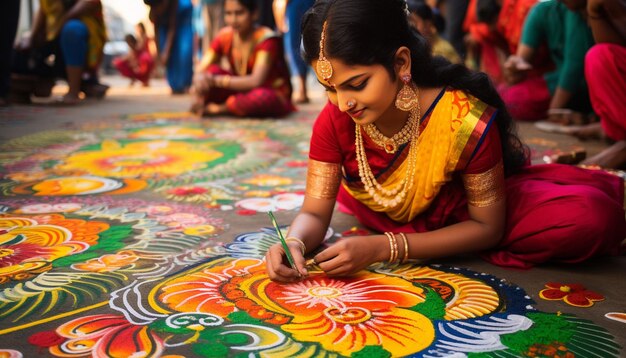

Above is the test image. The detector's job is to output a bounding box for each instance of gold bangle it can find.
[399,232,409,263]
[285,236,306,255]
[384,232,398,263]
[384,232,394,262]
[392,233,399,263]
[221,75,231,88]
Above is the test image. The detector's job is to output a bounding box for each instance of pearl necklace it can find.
[355,103,421,208]
[362,114,417,154]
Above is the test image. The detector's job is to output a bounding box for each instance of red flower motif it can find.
[28,331,65,347]
[539,282,604,307]
[47,314,164,357]
[341,226,369,236]
[286,160,307,167]
[168,187,207,196]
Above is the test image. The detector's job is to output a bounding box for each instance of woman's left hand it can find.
[312,235,387,276]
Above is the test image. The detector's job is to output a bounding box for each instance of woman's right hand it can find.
[503,55,531,85]
[265,242,307,282]
[192,72,213,93]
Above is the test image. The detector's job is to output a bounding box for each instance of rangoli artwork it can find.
[0,114,622,357]
[0,117,309,210]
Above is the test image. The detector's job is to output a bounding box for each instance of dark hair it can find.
[230,0,258,14]
[301,0,528,175]
[407,0,430,18]
[125,34,138,47]
[143,0,163,6]
[406,0,446,34]
[476,0,501,24]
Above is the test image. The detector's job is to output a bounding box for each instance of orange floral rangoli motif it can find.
[0,214,109,284]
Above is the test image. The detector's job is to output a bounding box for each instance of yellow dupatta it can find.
[343,89,494,222]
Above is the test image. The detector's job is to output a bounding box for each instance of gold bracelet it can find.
[285,237,306,255]
[399,232,409,263]
[384,232,394,263]
[392,233,399,263]
[384,232,398,263]
[221,75,231,88]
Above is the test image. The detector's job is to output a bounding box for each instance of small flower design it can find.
[539,282,604,307]
[341,226,369,236]
[168,186,208,196]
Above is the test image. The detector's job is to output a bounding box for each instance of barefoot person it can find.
[191,0,294,117]
[500,0,594,122]
[11,0,108,104]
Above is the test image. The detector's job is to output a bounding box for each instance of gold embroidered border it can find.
[306,159,342,200]
[462,161,505,207]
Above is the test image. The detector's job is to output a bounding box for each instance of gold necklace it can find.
[362,113,416,154]
[233,33,254,76]
[355,103,421,208]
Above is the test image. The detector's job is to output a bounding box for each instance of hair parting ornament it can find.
[316,21,333,84]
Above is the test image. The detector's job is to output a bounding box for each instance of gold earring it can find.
[395,74,419,112]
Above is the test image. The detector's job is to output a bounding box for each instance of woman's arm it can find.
[502,44,534,85]
[587,0,626,45]
[160,0,179,65]
[313,177,506,276]
[265,161,341,282]
[17,8,46,50]
[265,195,337,282]
[403,187,505,259]
[214,49,273,91]
[195,48,218,72]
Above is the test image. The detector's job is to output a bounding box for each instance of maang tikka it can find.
[395,74,419,111]
[317,21,333,84]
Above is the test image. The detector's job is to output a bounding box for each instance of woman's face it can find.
[312,58,401,126]
[224,0,254,35]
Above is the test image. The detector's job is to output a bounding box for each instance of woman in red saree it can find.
[190,0,294,117]
[265,0,624,281]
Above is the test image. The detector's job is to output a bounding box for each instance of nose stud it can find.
[347,100,356,109]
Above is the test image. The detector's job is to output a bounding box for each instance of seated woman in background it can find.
[113,33,155,87]
[407,0,462,64]
[500,0,594,122]
[190,0,294,117]
[11,0,108,104]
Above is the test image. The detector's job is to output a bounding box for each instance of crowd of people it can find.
[1,0,624,275]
